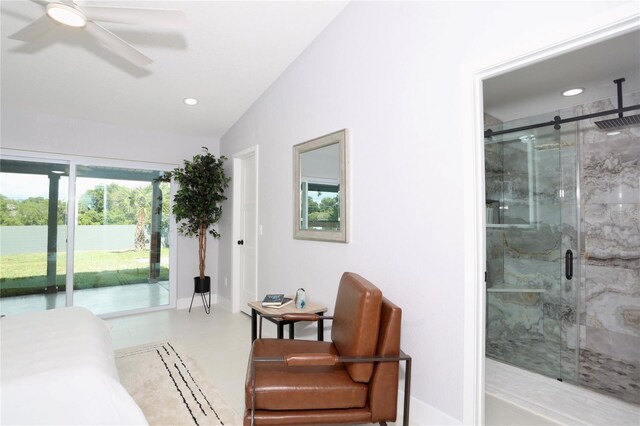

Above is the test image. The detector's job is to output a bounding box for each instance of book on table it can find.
[261,294,285,306]
[261,294,294,308]
[268,297,293,309]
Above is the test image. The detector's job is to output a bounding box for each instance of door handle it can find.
[237,240,244,245]
[565,249,573,280]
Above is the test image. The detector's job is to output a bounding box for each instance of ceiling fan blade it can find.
[81,6,186,29]
[9,15,57,42]
[84,22,152,67]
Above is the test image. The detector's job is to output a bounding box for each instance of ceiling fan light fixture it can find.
[46,3,87,28]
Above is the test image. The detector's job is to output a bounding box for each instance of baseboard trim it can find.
[215,296,232,311]
[399,390,461,425]
[177,293,218,310]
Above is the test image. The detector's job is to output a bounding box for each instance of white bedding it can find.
[1,307,147,425]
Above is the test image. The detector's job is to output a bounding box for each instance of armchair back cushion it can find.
[331,272,383,383]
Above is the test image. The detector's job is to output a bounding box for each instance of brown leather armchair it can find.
[244,272,412,426]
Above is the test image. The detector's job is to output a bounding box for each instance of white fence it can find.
[0,225,138,255]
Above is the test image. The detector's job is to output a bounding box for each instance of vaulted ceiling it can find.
[1,1,348,139]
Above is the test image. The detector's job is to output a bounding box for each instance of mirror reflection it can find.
[300,143,340,231]
[293,129,347,242]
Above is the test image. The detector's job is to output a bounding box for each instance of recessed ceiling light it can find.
[183,97,198,106]
[46,3,87,28]
[606,131,621,136]
[51,170,65,174]
[562,88,584,97]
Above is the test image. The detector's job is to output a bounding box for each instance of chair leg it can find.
[379,422,388,426]
[403,355,412,426]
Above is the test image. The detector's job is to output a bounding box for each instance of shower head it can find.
[593,78,640,130]
[594,114,640,129]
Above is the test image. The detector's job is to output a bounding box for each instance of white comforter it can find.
[1,307,147,425]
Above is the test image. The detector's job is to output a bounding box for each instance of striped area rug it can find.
[115,341,242,426]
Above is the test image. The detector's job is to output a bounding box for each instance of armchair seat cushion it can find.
[246,339,368,411]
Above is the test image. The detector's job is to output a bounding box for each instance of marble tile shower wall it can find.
[485,93,639,404]
[576,91,639,402]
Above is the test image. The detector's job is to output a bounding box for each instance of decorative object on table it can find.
[160,147,230,315]
[261,294,285,307]
[295,287,306,309]
[115,341,242,426]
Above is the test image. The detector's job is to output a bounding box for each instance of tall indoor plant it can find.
[162,147,230,312]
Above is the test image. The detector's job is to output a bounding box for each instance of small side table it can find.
[248,300,327,342]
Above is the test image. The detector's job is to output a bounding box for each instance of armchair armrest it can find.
[253,350,411,366]
[284,353,338,366]
[260,313,334,321]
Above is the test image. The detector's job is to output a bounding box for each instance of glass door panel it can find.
[0,159,69,315]
[74,165,170,315]
[485,113,578,381]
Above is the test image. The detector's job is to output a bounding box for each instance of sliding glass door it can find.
[73,165,170,315]
[0,159,69,315]
[0,158,173,316]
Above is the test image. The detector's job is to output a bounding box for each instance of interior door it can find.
[239,153,257,315]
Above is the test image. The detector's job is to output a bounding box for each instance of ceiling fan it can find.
[9,0,187,66]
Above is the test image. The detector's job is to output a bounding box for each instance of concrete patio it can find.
[0,282,169,317]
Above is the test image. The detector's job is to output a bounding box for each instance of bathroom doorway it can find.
[483,30,639,406]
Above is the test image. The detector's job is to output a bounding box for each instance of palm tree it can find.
[130,185,153,251]
[111,184,153,251]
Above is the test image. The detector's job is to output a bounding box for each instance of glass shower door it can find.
[485,113,578,381]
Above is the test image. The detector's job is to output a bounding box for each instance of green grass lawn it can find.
[0,249,169,297]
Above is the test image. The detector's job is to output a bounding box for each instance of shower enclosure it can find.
[484,90,639,405]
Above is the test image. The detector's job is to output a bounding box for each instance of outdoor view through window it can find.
[0,159,171,316]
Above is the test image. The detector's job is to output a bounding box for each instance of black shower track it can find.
[484,103,640,138]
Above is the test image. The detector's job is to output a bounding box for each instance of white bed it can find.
[1,307,147,425]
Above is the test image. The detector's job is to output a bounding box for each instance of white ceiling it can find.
[484,30,640,122]
[1,1,348,139]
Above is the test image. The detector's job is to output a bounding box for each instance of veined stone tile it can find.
[583,203,640,265]
[536,203,562,229]
[584,264,639,299]
[503,257,558,290]
[581,136,639,205]
[486,227,505,286]
[584,326,640,365]
[585,291,640,337]
[487,292,544,340]
[503,225,562,261]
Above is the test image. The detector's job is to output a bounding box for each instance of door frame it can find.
[231,145,259,314]
[465,15,640,425]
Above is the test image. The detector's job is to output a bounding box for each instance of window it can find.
[0,157,173,316]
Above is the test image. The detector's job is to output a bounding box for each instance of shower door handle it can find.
[565,249,573,280]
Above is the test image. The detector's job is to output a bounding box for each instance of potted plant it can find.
[161,147,230,313]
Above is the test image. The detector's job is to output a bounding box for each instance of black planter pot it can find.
[190,276,211,314]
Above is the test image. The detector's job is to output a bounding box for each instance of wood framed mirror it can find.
[293,129,348,242]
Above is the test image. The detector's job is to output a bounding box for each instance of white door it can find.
[237,152,257,315]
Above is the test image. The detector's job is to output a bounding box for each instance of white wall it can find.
[1,109,221,301]
[218,1,639,423]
